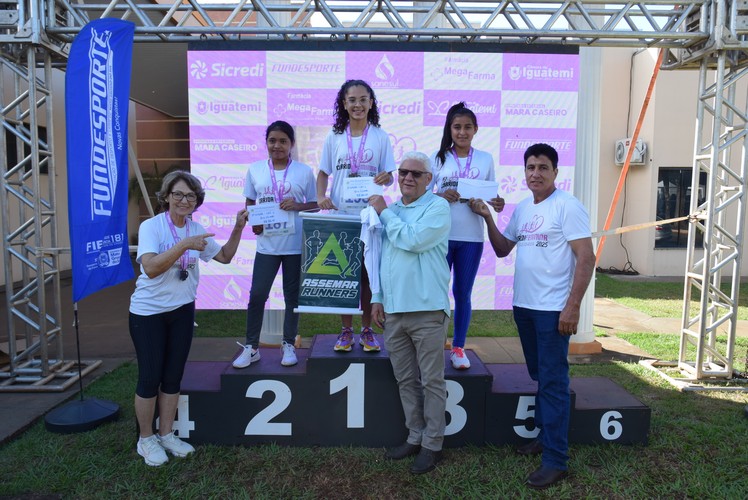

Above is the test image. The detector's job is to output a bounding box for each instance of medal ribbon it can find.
[267,157,292,203]
[451,147,474,179]
[164,212,190,274]
[345,124,370,176]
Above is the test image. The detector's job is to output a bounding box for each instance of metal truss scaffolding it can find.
[658,52,747,387]
[0,0,746,390]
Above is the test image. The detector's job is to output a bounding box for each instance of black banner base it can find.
[45,397,120,434]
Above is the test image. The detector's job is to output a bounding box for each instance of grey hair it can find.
[399,151,432,173]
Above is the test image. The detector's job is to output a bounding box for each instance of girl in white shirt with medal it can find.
[316,79,396,353]
[233,121,318,369]
[429,102,504,370]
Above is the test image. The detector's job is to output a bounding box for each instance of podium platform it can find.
[174,334,650,447]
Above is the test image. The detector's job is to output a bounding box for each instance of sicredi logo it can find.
[193,61,265,80]
[509,64,575,81]
[190,60,208,80]
[500,175,520,194]
[379,100,421,115]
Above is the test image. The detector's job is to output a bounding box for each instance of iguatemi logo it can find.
[509,64,575,82]
[190,60,208,80]
[196,100,262,115]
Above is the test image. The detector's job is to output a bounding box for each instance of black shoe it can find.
[384,442,420,460]
[409,448,442,474]
[516,439,543,456]
[526,465,568,489]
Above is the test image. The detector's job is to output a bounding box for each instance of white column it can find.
[570,47,601,354]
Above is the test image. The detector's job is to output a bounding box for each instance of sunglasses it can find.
[398,168,427,179]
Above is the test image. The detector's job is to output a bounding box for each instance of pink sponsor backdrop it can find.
[187,50,579,310]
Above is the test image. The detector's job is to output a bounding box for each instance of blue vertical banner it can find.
[66,19,135,302]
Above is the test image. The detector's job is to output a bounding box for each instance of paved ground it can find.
[1,274,745,444]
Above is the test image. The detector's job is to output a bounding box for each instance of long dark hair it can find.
[435,102,478,167]
[332,79,381,133]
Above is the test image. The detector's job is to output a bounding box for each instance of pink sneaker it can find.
[450,347,470,370]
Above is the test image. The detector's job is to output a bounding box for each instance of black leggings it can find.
[129,302,195,398]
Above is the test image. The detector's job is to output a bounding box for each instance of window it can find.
[5,126,49,175]
[655,167,706,248]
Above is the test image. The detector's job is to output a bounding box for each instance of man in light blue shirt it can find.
[369,151,451,474]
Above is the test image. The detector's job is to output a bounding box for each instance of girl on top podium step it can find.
[316,79,396,353]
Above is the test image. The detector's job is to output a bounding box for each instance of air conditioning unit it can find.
[614,138,647,166]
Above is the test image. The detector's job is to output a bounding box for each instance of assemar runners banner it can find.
[66,19,135,302]
[297,213,363,314]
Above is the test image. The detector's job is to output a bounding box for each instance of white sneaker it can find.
[233,342,260,368]
[137,435,168,466]
[158,431,195,458]
[450,347,471,370]
[281,341,298,366]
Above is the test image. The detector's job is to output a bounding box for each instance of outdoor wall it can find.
[595,48,748,277]
[649,66,702,276]
[596,48,638,272]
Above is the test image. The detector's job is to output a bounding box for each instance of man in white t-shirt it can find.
[469,143,595,490]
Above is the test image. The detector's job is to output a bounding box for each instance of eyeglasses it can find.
[171,191,197,203]
[398,168,427,179]
[346,97,370,106]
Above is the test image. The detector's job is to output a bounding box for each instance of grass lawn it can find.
[595,273,748,320]
[3,276,747,497]
[1,360,746,498]
[194,274,747,339]
[194,309,519,338]
[0,363,748,499]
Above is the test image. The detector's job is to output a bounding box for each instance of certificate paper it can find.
[343,176,384,202]
[457,178,499,201]
[248,203,289,226]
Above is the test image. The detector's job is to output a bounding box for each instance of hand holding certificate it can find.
[457,178,499,202]
[344,176,384,201]
[248,203,289,226]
